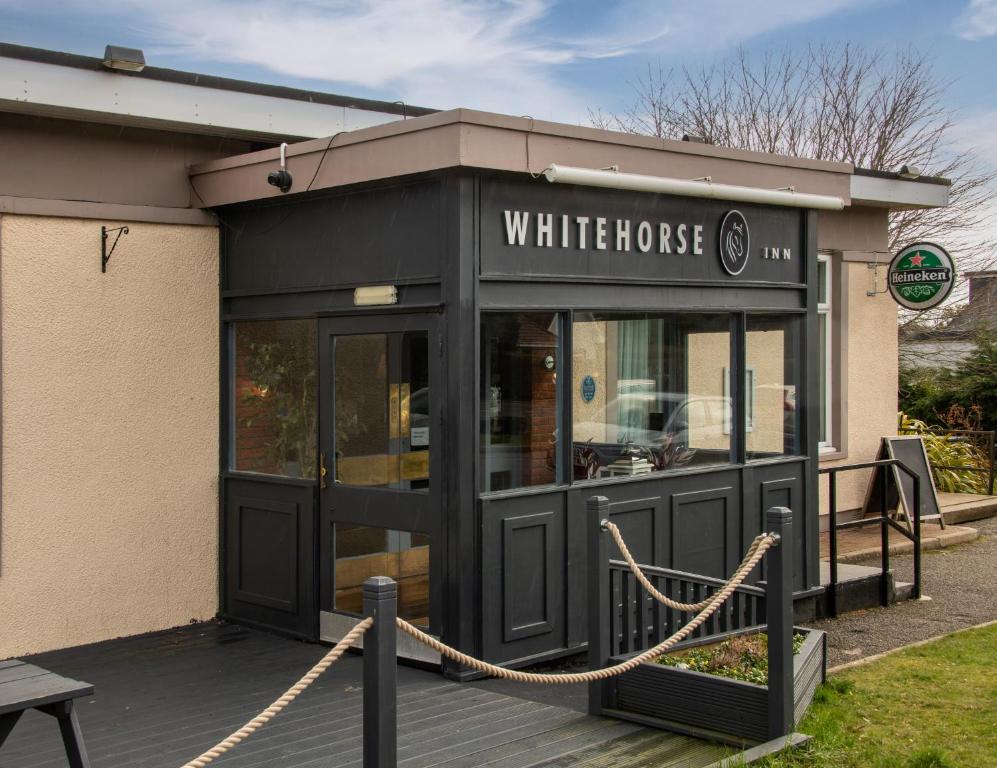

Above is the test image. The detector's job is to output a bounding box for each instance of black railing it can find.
[820,459,922,618]
[587,497,798,741]
[922,428,996,495]
[606,560,767,656]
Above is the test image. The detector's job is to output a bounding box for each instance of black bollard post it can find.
[363,576,397,768]
[765,506,795,741]
[587,495,611,716]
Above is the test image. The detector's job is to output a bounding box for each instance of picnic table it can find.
[0,659,94,768]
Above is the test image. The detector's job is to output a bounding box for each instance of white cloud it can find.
[954,0,997,40]
[6,0,869,120]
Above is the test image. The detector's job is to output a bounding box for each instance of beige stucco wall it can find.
[818,259,899,515]
[0,214,219,658]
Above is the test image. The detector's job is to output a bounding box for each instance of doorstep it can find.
[819,523,979,565]
[938,492,997,525]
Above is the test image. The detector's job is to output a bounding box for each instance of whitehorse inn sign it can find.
[887,242,956,311]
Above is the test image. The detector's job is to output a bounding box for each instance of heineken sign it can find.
[888,242,956,311]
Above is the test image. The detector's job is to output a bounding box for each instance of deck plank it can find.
[0,621,728,768]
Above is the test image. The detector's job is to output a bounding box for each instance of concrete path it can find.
[810,516,997,668]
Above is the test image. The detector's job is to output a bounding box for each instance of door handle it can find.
[320,452,328,490]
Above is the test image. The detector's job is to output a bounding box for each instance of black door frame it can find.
[317,312,444,635]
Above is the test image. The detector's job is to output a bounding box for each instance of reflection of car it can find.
[573,393,730,447]
[572,392,731,478]
[408,387,429,429]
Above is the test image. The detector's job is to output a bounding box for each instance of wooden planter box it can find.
[605,627,826,745]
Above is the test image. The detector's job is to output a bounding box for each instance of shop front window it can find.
[745,315,801,460]
[480,312,561,493]
[231,319,317,478]
[572,313,732,478]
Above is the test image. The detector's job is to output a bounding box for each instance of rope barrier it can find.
[177,524,776,766]
[606,522,768,612]
[396,532,776,685]
[178,616,373,768]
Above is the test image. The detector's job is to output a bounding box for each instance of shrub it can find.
[898,413,992,494]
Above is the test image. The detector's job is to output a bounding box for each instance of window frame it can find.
[817,253,835,453]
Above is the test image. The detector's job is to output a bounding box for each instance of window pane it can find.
[745,315,800,459]
[334,524,429,626]
[818,313,828,444]
[233,319,317,477]
[334,332,429,490]
[480,313,560,492]
[572,313,732,478]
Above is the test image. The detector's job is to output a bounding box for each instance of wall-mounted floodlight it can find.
[898,165,922,180]
[541,164,845,210]
[102,45,146,72]
[354,285,398,306]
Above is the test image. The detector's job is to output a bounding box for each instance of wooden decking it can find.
[0,622,729,768]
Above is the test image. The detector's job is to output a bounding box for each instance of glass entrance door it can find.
[318,314,440,655]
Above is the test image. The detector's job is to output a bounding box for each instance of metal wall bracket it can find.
[101,225,129,273]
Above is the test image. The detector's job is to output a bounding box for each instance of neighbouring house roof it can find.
[901,271,997,342]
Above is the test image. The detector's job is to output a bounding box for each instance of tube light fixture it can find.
[541,164,845,211]
[354,285,398,306]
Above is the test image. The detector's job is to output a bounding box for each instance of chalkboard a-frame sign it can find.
[863,436,946,528]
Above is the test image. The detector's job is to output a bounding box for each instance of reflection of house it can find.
[900,270,997,370]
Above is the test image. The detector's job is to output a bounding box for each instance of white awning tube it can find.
[542,164,845,211]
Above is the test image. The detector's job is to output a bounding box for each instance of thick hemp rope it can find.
[396,533,776,685]
[607,521,767,613]
[179,616,373,768]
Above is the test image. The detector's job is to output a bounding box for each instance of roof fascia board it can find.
[850,173,950,209]
[0,55,405,142]
[189,112,854,208]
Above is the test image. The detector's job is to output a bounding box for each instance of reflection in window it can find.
[232,319,317,478]
[480,313,560,493]
[745,315,800,460]
[334,332,429,490]
[572,313,732,478]
[334,524,429,626]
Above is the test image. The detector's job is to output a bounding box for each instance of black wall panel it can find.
[481,495,566,663]
[221,180,444,293]
[222,475,317,638]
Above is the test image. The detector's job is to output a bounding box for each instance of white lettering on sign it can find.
[615,219,630,251]
[659,223,671,254]
[537,213,553,247]
[502,211,784,264]
[595,217,608,250]
[504,210,529,245]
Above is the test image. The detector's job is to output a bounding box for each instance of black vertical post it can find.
[827,470,838,619]
[911,474,922,600]
[587,495,611,716]
[879,464,890,607]
[363,576,397,768]
[766,506,794,741]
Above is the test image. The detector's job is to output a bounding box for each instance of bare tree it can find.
[591,45,997,318]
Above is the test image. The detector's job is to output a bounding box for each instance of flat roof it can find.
[189,108,861,208]
[0,41,435,142]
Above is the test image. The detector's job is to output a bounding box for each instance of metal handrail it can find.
[819,459,922,618]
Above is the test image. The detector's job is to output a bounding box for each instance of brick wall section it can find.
[518,315,558,486]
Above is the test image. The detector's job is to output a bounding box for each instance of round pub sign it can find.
[888,242,956,311]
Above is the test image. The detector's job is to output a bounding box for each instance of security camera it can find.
[267,142,293,193]
[267,169,293,193]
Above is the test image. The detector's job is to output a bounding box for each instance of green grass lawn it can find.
[757,623,997,768]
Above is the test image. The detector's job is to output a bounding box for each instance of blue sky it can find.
[0,0,995,165]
